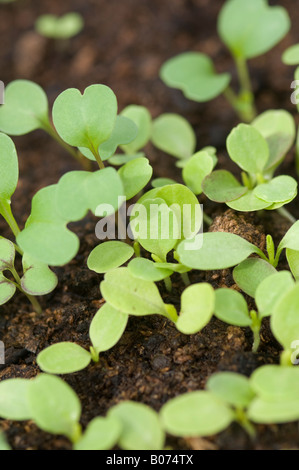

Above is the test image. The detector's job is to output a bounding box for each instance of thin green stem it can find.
[277,207,296,224]
[164,276,172,293]
[235,408,256,440]
[11,267,42,314]
[203,212,213,226]
[250,310,261,353]
[180,272,191,287]
[92,150,105,170]
[90,346,99,363]
[0,200,21,238]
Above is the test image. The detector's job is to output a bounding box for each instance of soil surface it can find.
[0,0,299,450]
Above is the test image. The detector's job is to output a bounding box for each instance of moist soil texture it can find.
[0,0,299,450]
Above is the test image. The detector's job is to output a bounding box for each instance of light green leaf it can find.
[108,152,144,166]
[207,372,255,409]
[87,241,134,274]
[0,80,49,135]
[0,378,32,421]
[55,171,90,221]
[151,113,196,159]
[86,168,124,216]
[177,232,261,270]
[227,190,272,212]
[254,176,297,204]
[277,221,299,253]
[202,170,247,202]
[286,249,299,281]
[271,283,299,351]
[37,342,92,374]
[227,124,269,175]
[120,105,152,153]
[0,433,10,451]
[108,401,165,450]
[21,263,58,296]
[74,416,121,451]
[0,133,19,203]
[250,365,299,402]
[214,288,251,327]
[218,0,290,59]
[151,178,177,188]
[282,44,299,65]
[128,258,173,282]
[182,151,214,195]
[160,52,231,102]
[0,272,16,305]
[53,84,117,151]
[233,258,277,298]
[118,157,152,200]
[35,13,84,39]
[89,303,128,354]
[176,283,214,334]
[248,397,299,424]
[160,391,234,437]
[0,238,15,270]
[255,271,295,317]
[28,374,81,440]
[100,268,173,319]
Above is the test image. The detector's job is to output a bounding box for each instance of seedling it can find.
[0,134,57,312]
[160,372,256,439]
[160,0,290,121]
[37,303,128,374]
[202,120,297,221]
[177,221,299,273]
[35,13,84,40]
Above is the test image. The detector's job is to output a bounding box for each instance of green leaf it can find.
[177,232,260,270]
[0,80,49,135]
[0,238,15,270]
[218,0,290,59]
[100,268,174,320]
[120,105,152,153]
[278,221,299,253]
[151,114,196,159]
[248,397,299,424]
[202,170,247,202]
[250,365,299,402]
[255,271,295,317]
[286,249,299,281]
[28,374,81,440]
[160,391,234,437]
[252,110,296,173]
[182,151,214,195]
[87,241,134,274]
[86,168,124,216]
[282,44,299,65]
[53,84,117,151]
[55,171,90,222]
[109,152,144,166]
[160,52,231,102]
[233,258,277,298]
[21,264,58,296]
[227,124,269,175]
[176,283,214,334]
[227,190,272,212]
[0,133,19,203]
[118,157,153,200]
[271,283,299,351]
[128,258,173,282]
[0,433,10,451]
[89,303,128,354]
[79,115,138,161]
[37,342,92,374]
[74,416,121,451]
[108,401,165,450]
[214,288,251,327]
[151,178,177,188]
[35,13,84,39]
[0,378,32,421]
[0,272,16,305]
[254,176,297,204]
[207,372,255,409]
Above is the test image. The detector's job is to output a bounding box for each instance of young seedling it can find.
[37,303,128,374]
[177,221,299,273]
[248,365,299,424]
[160,0,290,121]
[202,121,297,222]
[0,134,57,312]
[35,13,84,40]
[0,80,90,169]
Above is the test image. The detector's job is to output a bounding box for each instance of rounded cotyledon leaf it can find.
[151,113,196,160]
[87,241,134,274]
[0,272,16,305]
[118,157,153,200]
[53,84,117,151]
[254,176,297,204]
[226,190,272,212]
[108,401,165,450]
[177,232,262,271]
[89,303,128,355]
[271,283,299,351]
[21,264,58,296]
[214,288,252,327]
[35,12,84,39]
[120,105,152,154]
[182,150,214,195]
[282,44,299,65]
[160,391,234,437]
[202,170,247,202]
[207,372,255,409]
[218,0,290,60]
[128,258,173,282]
[0,238,15,270]
[0,378,33,421]
[176,283,215,334]
[0,80,49,135]
[28,374,81,440]
[0,133,19,203]
[37,342,92,374]
[160,52,231,102]
[74,416,121,451]
[233,258,277,298]
[250,365,299,402]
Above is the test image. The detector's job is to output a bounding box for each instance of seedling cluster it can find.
[1,0,299,451]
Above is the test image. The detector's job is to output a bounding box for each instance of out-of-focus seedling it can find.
[35,13,84,40]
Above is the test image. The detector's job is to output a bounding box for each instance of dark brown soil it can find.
[1,0,299,450]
